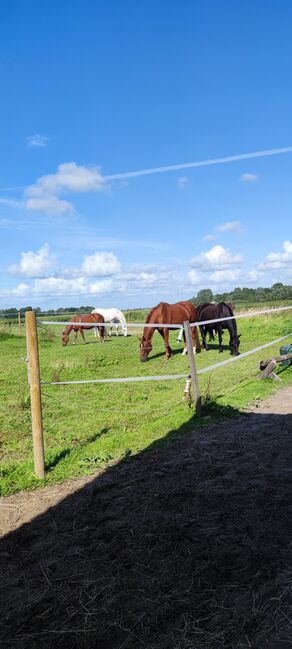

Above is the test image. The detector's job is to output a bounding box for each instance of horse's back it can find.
[92,307,124,321]
[157,300,197,324]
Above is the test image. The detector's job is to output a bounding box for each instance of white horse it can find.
[91,308,128,338]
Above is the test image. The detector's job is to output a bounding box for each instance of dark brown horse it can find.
[197,302,240,355]
[62,313,105,346]
[139,301,201,361]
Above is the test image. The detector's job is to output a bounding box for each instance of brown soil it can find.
[1,388,292,648]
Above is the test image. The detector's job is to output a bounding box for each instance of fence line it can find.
[197,331,292,375]
[40,320,182,328]
[40,330,292,387]
[41,373,190,386]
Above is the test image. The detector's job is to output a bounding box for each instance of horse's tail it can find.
[92,313,105,337]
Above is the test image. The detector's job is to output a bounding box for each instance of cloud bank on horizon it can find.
[2,239,292,305]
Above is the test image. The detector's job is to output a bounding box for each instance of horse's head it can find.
[139,336,152,361]
[122,325,128,337]
[230,333,241,356]
[62,332,69,346]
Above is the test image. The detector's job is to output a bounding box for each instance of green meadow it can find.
[0,306,292,495]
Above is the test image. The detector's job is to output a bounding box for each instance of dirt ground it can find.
[1,388,292,649]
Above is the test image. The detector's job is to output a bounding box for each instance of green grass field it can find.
[1,306,292,496]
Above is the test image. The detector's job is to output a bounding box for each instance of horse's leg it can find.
[226,324,234,354]
[163,327,172,359]
[200,325,208,351]
[192,324,201,353]
[73,329,78,345]
[116,324,119,336]
[181,329,187,355]
[177,326,183,343]
[94,326,100,342]
[218,325,223,352]
[80,327,86,344]
[156,328,171,358]
[99,326,105,341]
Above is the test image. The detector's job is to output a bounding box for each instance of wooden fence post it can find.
[25,310,45,479]
[183,320,201,413]
[18,311,22,336]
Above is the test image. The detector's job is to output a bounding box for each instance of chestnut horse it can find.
[139,301,201,361]
[62,313,105,346]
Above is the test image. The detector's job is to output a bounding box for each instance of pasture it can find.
[0,307,292,496]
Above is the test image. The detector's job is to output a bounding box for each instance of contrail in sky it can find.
[104,146,292,180]
[1,146,292,192]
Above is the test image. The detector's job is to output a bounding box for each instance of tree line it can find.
[1,283,292,319]
[0,306,95,319]
[192,283,292,304]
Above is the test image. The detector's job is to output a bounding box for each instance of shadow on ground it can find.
[1,404,292,649]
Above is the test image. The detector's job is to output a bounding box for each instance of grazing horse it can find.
[91,308,128,338]
[62,313,105,346]
[139,301,201,361]
[197,302,240,355]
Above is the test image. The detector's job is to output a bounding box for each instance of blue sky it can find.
[1,1,292,309]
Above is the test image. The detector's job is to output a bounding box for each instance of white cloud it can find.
[187,269,202,285]
[81,251,121,276]
[26,134,49,148]
[121,272,157,287]
[177,176,189,189]
[215,220,244,234]
[209,269,242,283]
[8,244,55,278]
[34,277,113,296]
[258,240,292,270]
[11,283,30,297]
[191,245,243,270]
[26,196,73,215]
[203,234,215,242]
[240,172,258,183]
[27,162,105,195]
[25,162,107,215]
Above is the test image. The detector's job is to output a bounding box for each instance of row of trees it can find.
[0,306,95,319]
[1,284,292,318]
[192,283,292,304]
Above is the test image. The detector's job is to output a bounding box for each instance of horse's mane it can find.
[220,302,234,316]
[196,302,212,320]
[145,302,163,323]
